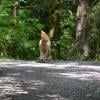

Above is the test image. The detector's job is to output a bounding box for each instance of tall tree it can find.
[50,0,61,59]
[76,0,90,57]
[10,1,18,27]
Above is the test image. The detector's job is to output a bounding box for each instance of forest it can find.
[0,0,100,61]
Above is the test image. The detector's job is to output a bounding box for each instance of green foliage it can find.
[0,0,44,59]
[0,0,100,61]
[89,1,100,60]
[51,10,76,60]
[60,10,76,60]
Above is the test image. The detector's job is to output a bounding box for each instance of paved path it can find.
[0,60,100,100]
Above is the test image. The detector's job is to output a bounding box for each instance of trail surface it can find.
[0,60,100,100]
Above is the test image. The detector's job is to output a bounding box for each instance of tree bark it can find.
[50,10,61,59]
[11,2,18,26]
[48,2,61,59]
[54,12,61,59]
[76,0,90,57]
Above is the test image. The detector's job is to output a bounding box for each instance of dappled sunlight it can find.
[24,69,34,73]
[0,61,36,68]
[0,61,100,100]
[0,61,100,71]
[25,80,47,90]
[9,73,22,77]
[36,94,68,100]
[77,65,100,71]
[0,76,47,99]
[0,77,28,97]
[52,71,100,81]
[0,61,66,69]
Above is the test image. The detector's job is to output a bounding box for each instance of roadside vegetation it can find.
[0,0,100,61]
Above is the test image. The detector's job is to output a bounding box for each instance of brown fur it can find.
[39,31,51,62]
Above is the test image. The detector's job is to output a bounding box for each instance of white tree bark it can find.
[76,0,90,57]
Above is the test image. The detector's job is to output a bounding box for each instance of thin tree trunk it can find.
[11,2,18,26]
[48,2,61,59]
[0,0,2,9]
[76,0,90,57]
[50,10,61,59]
[55,13,61,59]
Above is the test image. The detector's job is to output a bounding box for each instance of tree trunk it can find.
[48,1,61,59]
[50,10,61,59]
[0,43,7,57]
[54,12,61,59]
[0,0,2,7]
[11,5,16,17]
[11,2,18,26]
[76,0,90,57]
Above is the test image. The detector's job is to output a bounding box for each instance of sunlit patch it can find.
[15,62,78,69]
[8,73,21,76]
[0,61,78,69]
[25,80,47,90]
[0,77,28,97]
[24,70,34,73]
[0,61,100,71]
[37,94,67,100]
[52,71,100,81]
[45,94,68,100]
[77,65,100,71]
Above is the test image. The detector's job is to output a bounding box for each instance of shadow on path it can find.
[0,60,100,100]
